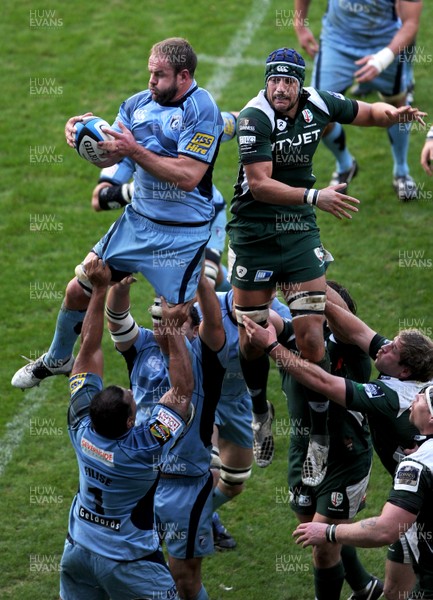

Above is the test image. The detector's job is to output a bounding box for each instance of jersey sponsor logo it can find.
[327,91,345,100]
[78,505,120,531]
[394,460,422,492]
[185,132,215,156]
[254,269,273,282]
[277,119,287,131]
[150,421,172,444]
[81,437,114,467]
[238,117,256,131]
[273,128,321,151]
[363,383,385,399]
[156,406,182,434]
[302,109,313,123]
[331,492,344,507]
[69,373,88,397]
[236,265,247,278]
[239,135,256,145]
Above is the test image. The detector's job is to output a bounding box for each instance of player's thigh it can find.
[59,539,109,600]
[218,438,253,469]
[104,553,177,600]
[311,43,357,92]
[216,394,254,451]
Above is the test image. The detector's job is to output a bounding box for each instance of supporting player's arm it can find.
[421,128,433,176]
[324,299,377,353]
[72,257,112,378]
[196,274,226,352]
[293,502,416,548]
[158,298,194,421]
[242,316,347,406]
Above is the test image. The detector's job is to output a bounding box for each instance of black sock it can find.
[341,545,372,592]
[239,351,269,414]
[314,561,345,600]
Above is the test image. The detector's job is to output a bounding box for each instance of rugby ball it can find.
[221,111,237,143]
[75,116,114,166]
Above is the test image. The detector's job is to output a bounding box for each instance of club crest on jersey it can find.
[169,115,182,130]
[331,492,343,507]
[254,270,273,282]
[236,265,247,278]
[302,109,313,123]
[277,119,287,131]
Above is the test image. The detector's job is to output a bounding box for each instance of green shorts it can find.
[227,217,326,289]
[288,437,372,520]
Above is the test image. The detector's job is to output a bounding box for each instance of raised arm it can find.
[324,300,377,353]
[158,298,195,421]
[243,316,348,406]
[196,274,226,351]
[71,257,112,378]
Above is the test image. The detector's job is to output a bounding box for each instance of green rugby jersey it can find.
[230,87,358,223]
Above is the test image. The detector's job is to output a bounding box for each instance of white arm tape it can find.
[427,126,433,140]
[105,306,139,343]
[367,47,395,74]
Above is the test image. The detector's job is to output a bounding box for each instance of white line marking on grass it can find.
[202,0,271,103]
[0,379,55,477]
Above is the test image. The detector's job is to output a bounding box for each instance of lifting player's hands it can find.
[83,256,112,289]
[98,121,139,159]
[316,184,360,220]
[64,112,94,148]
[243,316,277,350]
[160,297,196,333]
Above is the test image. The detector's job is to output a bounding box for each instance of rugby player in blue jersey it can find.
[12,37,223,390]
[60,256,194,600]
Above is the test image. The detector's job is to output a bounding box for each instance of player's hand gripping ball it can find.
[75,116,114,166]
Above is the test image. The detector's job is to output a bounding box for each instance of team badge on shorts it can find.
[302,109,313,123]
[314,246,325,267]
[331,492,343,507]
[236,265,247,278]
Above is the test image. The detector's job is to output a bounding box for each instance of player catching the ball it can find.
[12,37,223,389]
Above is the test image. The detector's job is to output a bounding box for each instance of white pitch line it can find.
[202,0,271,103]
[0,1,272,479]
[0,378,56,477]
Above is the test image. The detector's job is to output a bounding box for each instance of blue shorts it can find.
[155,472,214,559]
[215,393,253,449]
[312,40,408,97]
[60,537,177,600]
[92,205,210,304]
[208,208,227,255]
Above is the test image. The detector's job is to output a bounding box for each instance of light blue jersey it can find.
[120,327,170,425]
[67,372,186,561]
[159,336,229,476]
[321,0,401,49]
[112,82,223,224]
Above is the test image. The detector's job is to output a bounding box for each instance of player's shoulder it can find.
[239,90,274,130]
